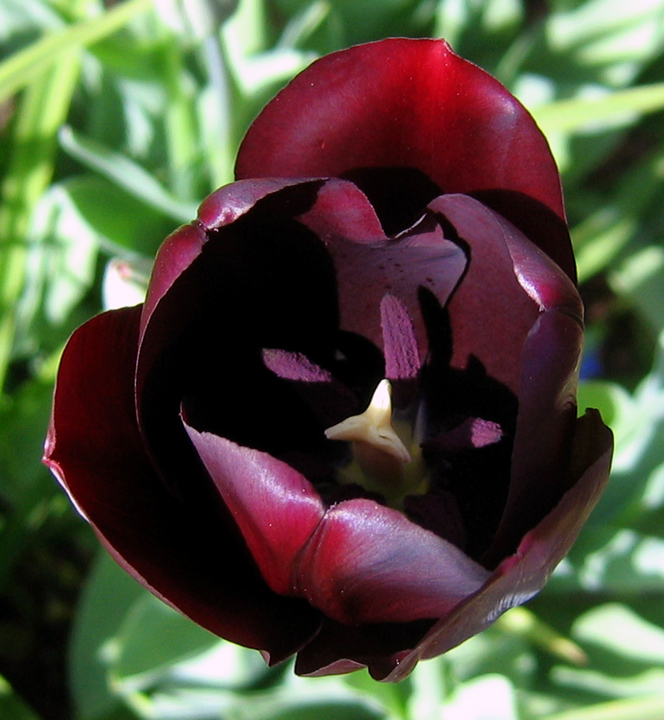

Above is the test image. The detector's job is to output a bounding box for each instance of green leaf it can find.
[534,83,664,135]
[546,0,664,75]
[0,41,81,391]
[0,674,43,720]
[542,694,664,720]
[59,126,198,223]
[60,175,173,256]
[573,603,664,664]
[577,380,634,447]
[443,674,518,720]
[0,0,151,103]
[110,594,219,692]
[70,552,147,720]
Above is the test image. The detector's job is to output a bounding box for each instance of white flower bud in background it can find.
[102,258,150,310]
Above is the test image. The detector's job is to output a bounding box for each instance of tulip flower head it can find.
[44,38,613,681]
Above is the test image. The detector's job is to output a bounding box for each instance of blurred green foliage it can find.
[1,0,664,718]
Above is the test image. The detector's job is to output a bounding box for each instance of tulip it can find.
[44,38,613,681]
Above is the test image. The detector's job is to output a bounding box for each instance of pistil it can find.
[324,379,427,505]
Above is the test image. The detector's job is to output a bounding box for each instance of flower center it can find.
[324,379,428,507]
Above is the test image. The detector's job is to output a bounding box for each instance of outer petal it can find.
[382,410,613,682]
[44,308,321,661]
[486,310,583,563]
[294,618,433,679]
[236,38,565,222]
[485,224,585,562]
[294,498,490,625]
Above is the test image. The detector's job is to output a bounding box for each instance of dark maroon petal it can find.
[296,177,386,241]
[479,215,585,560]
[139,222,206,339]
[427,417,503,454]
[486,309,583,563]
[135,179,341,487]
[138,178,314,397]
[295,618,431,679]
[375,410,613,683]
[318,211,467,360]
[236,38,565,221]
[431,194,541,394]
[44,308,320,660]
[504,220,582,320]
[183,423,326,596]
[294,498,490,625]
[197,177,313,230]
[471,189,576,282]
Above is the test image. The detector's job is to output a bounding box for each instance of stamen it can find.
[324,379,411,464]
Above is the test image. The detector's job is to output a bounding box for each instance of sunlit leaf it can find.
[59,126,198,223]
[0,0,151,103]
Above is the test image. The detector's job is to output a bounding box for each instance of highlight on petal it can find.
[381,293,421,382]
[236,38,565,221]
[184,423,326,596]
[197,177,313,230]
[296,177,386,242]
[262,348,357,427]
[294,498,491,625]
[322,212,467,359]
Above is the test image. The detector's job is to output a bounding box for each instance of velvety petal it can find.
[375,410,613,682]
[139,223,206,339]
[471,189,576,282]
[136,222,207,405]
[184,424,326,596]
[294,498,490,625]
[460,198,586,559]
[296,177,386,241]
[236,38,565,221]
[504,222,583,320]
[44,308,320,660]
[197,177,313,230]
[430,194,541,394]
[318,211,467,359]
[295,618,432,679]
[485,309,583,563]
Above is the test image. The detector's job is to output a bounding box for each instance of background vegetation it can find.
[2,0,664,718]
